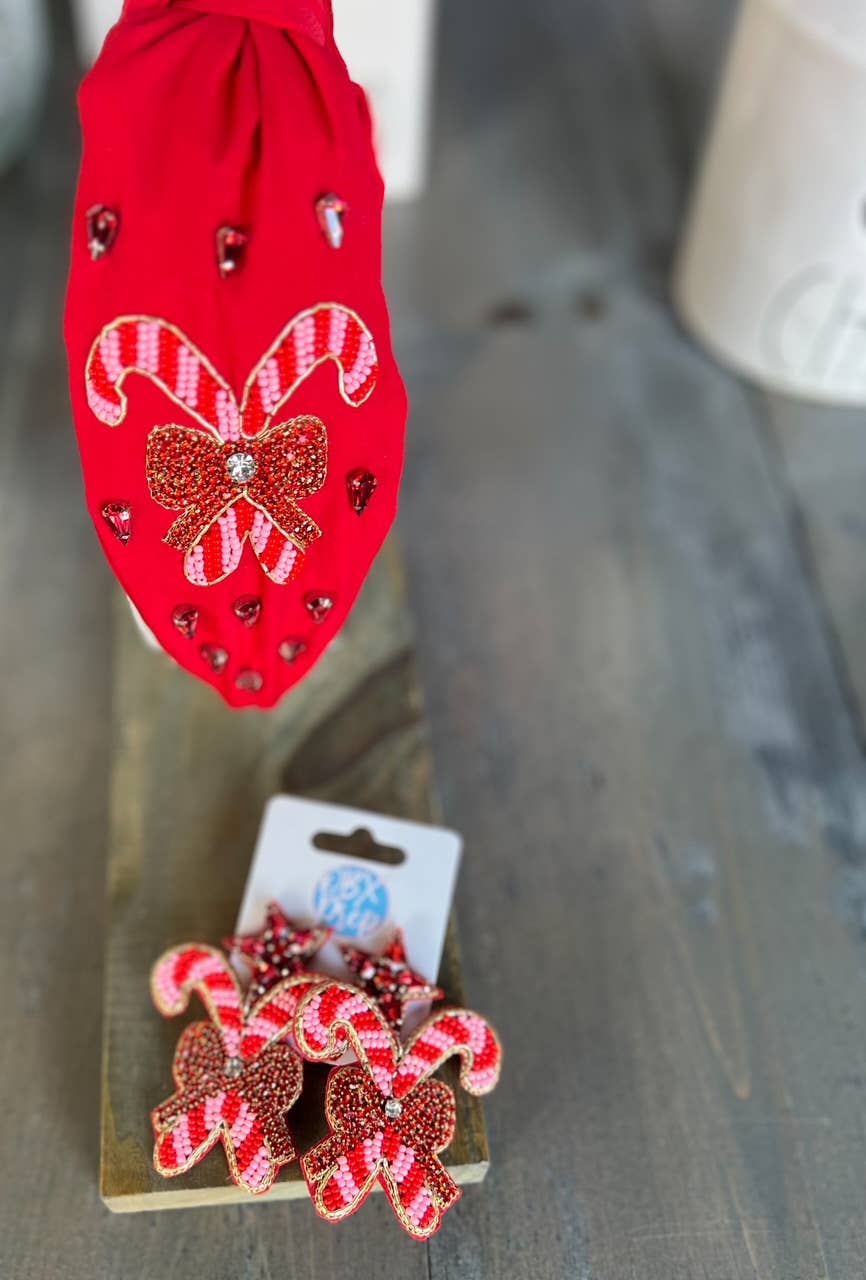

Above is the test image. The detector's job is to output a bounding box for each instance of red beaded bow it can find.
[295,983,502,1239]
[146,415,326,585]
[150,944,313,1193]
[85,306,378,585]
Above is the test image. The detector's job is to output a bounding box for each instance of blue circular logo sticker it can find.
[312,865,389,939]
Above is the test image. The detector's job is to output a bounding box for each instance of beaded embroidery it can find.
[227,903,333,1008]
[150,944,312,1194]
[294,982,502,1239]
[340,929,444,1033]
[85,307,380,586]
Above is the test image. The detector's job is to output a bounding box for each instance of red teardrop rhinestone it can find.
[200,643,229,673]
[87,205,119,259]
[100,501,132,544]
[346,468,378,515]
[171,605,199,639]
[216,226,248,277]
[304,593,333,623]
[233,596,262,627]
[315,193,348,249]
[278,638,307,664]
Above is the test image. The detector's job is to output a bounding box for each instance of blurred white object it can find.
[674,0,866,404]
[127,599,161,651]
[70,0,435,200]
[69,0,115,63]
[333,0,435,200]
[0,0,48,174]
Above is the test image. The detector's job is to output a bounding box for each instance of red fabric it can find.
[65,0,407,708]
[125,0,331,41]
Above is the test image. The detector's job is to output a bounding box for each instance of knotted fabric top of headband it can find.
[127,0,330,39]
[65,0,407,708]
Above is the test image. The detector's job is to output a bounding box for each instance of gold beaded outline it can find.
[85,314,235,439]
[150,942,246,1030]
[396,1007,504,1097]
[294,980,402,1080]
[240,301,380,430]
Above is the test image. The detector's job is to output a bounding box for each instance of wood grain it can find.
[100,550,489,1210]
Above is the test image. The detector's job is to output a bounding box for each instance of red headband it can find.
[65,0,407,708]
[122,0,330,40]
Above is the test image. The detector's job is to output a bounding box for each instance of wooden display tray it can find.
[100,543,489,1211]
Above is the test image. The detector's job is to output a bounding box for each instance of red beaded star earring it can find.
[340,928,444,1032]
[227,903,333,1008]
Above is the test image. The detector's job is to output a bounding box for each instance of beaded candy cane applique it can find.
[150,944,313,1193]
[85,305,379,586]
[294,982,502,1239]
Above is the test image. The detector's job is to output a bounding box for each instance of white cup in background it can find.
[675,0,866,404]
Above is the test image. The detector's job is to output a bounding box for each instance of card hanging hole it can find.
[312,826,407,866]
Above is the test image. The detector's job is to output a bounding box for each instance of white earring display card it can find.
[233,795,462,1033]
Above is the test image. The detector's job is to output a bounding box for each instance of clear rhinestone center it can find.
[226,451,256,484]
[384,1097,403,1120]
[224,1056,244,1078]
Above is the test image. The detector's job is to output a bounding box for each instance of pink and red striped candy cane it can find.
[151,947,309,1194]
[86,316,241,439]
[295,983,502,1238]
[240,976,319,1058]
[296,982,502,1099]
[240,304,378,436]
[85,304,379,442]
[151,944,312,1060]
[295,981,400,1096]
[151,943,246,1057]
[184,495,303,588]
[393,1007,502,1099]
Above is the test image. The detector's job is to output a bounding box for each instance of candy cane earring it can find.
[294,983,502,1239]
[150,943,312,1194]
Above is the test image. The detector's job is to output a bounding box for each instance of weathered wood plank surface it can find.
[5,0,866,1275]
[765,398,866,708]
[101,553,488,1211]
